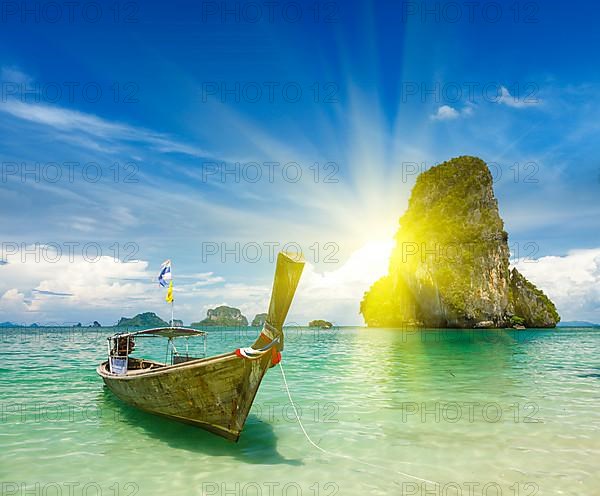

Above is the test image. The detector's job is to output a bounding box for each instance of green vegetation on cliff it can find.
[360,156,560,328]
[192,306,249,327]
[117,312,168,327]
[508,268,560,327]
[251,313,268,327]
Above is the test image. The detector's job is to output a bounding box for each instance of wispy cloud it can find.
[0,98,214,158]
[1,66,33,84]
[498,86,541,108]
[32,289,73,297]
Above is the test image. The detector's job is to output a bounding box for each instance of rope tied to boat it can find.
[278,361,446,490]
[235,336,281,365]
[263,321,279,336]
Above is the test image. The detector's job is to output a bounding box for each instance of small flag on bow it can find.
[166,281,174,303]
[158,259,174,326]
[158,260,172,287]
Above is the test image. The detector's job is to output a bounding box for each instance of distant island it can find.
[73,321,101,327]
[361,156,560,329]
[0,321,42,328]
[2,321,101,328]
[191,306,248,327]
[117,312,169,327]
[251,313,268,327]
[557,321,599,328]
[309,319,333,328]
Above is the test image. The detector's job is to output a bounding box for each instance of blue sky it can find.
[0,0,599,325]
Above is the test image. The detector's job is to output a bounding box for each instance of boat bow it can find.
[251,251,305,355]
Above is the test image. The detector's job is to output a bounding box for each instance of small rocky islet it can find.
[117,312,169,327]
[190,306,249,327]
[309,319,333,328]
[251,313,268,327]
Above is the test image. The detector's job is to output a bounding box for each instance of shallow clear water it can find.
[1,327,599,496]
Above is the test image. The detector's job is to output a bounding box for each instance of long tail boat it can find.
[97,252,304,441]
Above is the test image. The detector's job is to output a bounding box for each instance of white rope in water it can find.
[278,362,442,488]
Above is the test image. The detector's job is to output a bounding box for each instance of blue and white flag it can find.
[158,260,172,287]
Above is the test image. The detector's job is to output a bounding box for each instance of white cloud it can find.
[0,245,155,324]
[431,105,460,121]
[498,86,541,108]
[513,248,600,322]
[432,85,541,119]
[431,104,475,121]
[0,288,30,317]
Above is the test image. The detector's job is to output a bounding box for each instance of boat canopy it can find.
[111,327,207,339]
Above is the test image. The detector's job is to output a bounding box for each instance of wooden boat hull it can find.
[98,350,273,441]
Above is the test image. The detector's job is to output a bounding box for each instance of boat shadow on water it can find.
[99,388,302,466]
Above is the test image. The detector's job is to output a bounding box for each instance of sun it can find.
[345,240,395,282]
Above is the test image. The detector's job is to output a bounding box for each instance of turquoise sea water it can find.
[1,327,599,496]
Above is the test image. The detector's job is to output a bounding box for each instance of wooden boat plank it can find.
[98,352,272,439]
